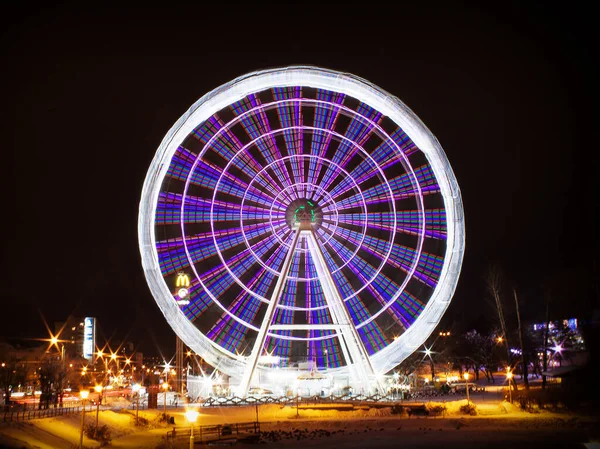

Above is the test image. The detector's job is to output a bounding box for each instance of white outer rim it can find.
[138,66,465,382]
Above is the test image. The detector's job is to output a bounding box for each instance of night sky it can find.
[1,4,597,356]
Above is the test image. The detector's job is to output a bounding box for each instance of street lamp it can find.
[132,384,141,425]
[506,371,513,403]
[94,385,103,432]
[185,409,199,449]
[162,382,169,416]
[463,372,470,404]
[79,389,89,449]
[97,350,109,385]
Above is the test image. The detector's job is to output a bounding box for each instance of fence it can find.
[199,393,396,407]
[166,421,260,445]
[2,404,85,422]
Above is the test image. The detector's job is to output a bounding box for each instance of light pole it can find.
[185,409,199,449]
[79,390,89,449]
[97,350,109,387]
[296,388,300,418]
[506,371,513,403]
[132,384,140,425]
[94,385,103,432]
[110,353,119,386]
[463,372,470,404]
[162,382,169,416]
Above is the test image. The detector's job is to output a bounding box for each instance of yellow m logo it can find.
[176,273,190,288]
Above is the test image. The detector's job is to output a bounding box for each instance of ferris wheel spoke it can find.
[190,119,267,180]
[315,108,382,193]
[243,173,287,206]
[423,209,447,239]
[235,109,296,190]
[392,165,441,200]
[208,267,278,342]
[306,131,335,187]
[208,312,254,354]
[274,90,305,186]
[357,320,388,354]
[331,128,420,200]
[327,226,392,264]
[326,236,401,300]
[385,245,443,289]
[182,285,212,321]
[183,199,278,224]
[182,156,255,200]
[316,140,361,194]
[322,173,365,204]
[304,92,345,189]
[386,290,425,329]
[243,227,289,271]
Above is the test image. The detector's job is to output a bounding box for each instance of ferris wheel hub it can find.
[285,197,323,230]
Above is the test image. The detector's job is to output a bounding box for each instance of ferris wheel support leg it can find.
[237,227,302,397]
[305,230,386,395]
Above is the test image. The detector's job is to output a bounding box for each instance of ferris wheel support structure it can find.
[305,228,384,395]
[238,222,384,397]
[237,226,302,396]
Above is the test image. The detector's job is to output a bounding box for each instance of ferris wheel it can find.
[138,66,464,395]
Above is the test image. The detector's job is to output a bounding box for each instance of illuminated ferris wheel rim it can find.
[138,66,465,380]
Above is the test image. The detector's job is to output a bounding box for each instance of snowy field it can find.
[0,399,598,449]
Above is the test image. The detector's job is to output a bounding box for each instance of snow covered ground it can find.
[0,399,598,448]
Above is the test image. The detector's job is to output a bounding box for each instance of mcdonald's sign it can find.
[176,272,190,288]
[175,272,191,305]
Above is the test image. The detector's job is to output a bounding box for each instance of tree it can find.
[38,358,66,410]
[541,292,551,389]
[485,266,511,364]
[0,344,27,410]
[513,288,529,390]
[456,329,502,383]
[485,265,518,391]
[1,360,27,410]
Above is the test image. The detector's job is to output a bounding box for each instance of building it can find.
[53,315,96,362]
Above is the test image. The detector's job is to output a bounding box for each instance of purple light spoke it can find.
[195,116,266,180]
[317,110,380,193]
[308,93,345,188]
[240,108,296,195]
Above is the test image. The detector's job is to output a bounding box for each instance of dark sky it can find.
[1,3,597,356]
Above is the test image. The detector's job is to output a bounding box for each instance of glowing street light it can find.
[463,372,470,404]
[162,382,169,416]
[185,408,199,449]
[132,384,141,425]
[79,389,90,449]
[94,385,103,431]
[506,370,513,403]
